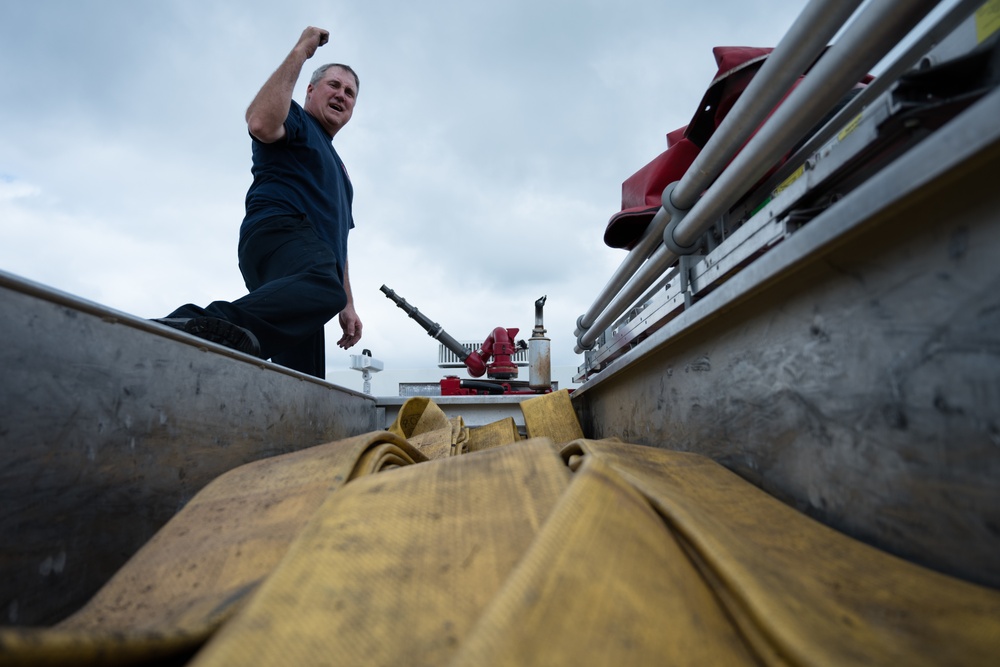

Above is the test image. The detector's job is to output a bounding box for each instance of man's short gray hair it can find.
[310,63,360,94]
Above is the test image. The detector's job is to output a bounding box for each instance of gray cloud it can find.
[2,0,815,393]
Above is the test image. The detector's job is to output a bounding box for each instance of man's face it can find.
[304,66,357,137]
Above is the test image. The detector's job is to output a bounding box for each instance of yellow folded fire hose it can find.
[2,389,998,666]
[0,431,426,666]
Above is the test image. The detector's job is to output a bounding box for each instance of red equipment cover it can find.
[603,46,873,251]
[603,46,772,250]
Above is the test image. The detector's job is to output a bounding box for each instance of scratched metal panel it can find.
[0,276,377,625]
[573,91,1000,588]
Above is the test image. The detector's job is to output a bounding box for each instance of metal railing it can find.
[576,0,953,353]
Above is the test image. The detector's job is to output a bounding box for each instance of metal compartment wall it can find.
[573,89,1000,588]
[0,277,378,625]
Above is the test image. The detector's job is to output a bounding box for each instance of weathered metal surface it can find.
[0,275,377,625]
[573,91,1000,588]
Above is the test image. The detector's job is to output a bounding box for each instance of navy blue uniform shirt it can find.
[241,100,354,274]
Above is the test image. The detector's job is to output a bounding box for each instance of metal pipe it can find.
[576,0,860,341]
[749,0,983,206]
[670,0,864,211]
[576,205,671,335]
[529,295,551,390]
[534,295,547,329]
[380,284,467,360]
[380,284,488,376]
[577,0,941,352]
[577,244,677,352]
[670,0,941,250]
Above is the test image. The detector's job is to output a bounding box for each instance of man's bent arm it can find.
[246,26,329,143]
[337,258,362,349]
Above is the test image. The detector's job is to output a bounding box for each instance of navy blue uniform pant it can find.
[168,215,346,378]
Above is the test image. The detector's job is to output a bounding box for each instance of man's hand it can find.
[296,26,330,59]
[337,304,363,349]
[246,26,330,143]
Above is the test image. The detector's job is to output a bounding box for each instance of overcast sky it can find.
[2,0,831,394]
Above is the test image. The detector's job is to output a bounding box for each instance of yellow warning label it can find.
[773,165,805,196]
[978,0,1000,43]
[837,114,863,142]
